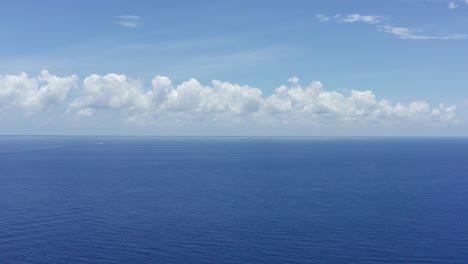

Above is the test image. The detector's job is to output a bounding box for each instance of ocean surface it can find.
[1,137,468,264]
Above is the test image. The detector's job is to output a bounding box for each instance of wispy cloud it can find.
[315,13,383,24]
[448,2,459,9]
[339,14,383,24]
[115,15,142,28]
[315,14,330,22]
[116,15,142,20]
[315,13,466,40]
[378,25,467,40]
[448,0,468,9]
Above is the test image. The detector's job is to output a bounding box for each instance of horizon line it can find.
[0,135,467,138]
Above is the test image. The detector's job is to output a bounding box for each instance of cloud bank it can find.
[0,71,457,126]
[68,73,456,126]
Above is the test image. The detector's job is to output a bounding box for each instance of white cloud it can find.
[449,2,459,9]
[448,0,468,8]
[287,77,300,84]
[261,82,455,124]
[378,25,467,40]
[69,73,152,117]
[339,14,383,24]
[316,13,382,24]
[68,73,457,125]
[116,21,140,28]
[115,15,142,28]
[0,70,77,113]
[316,13,466,41]
[0,70,456,126]
[315,14,330,22]
[116,15,142,20]
[70,74,264,122]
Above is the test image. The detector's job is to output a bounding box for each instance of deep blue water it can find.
[1,137,468,263]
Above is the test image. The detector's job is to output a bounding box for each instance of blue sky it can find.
[0,0,467,136]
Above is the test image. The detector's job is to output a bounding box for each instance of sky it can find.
[0,0,467,136]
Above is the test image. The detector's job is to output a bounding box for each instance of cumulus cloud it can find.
[115,15,142,28]
[69,73,152,116]
[260,81,455,125]
[0,70,77,113]
[68,73,457,125]
[0,70,456,126]
[69,74,264,123]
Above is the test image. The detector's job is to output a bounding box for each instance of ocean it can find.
[1,137,468,263]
